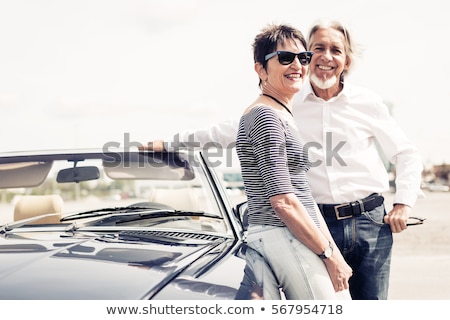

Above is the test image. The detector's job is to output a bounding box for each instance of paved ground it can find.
[386,191,450,299]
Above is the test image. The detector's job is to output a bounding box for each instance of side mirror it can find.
[56,166,100,183]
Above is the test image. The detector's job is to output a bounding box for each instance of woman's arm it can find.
[270,194,352,292]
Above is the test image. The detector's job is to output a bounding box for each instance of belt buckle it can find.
[334,203,352,220]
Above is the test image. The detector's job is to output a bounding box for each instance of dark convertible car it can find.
[0,149,248,299]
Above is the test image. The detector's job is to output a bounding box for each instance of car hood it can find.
[0,232,241,299]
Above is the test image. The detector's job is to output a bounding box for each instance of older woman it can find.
[235,23,352,299]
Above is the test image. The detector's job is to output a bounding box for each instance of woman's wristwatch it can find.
[318,241,334,259]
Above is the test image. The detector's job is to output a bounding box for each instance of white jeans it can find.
[246,224,351,300]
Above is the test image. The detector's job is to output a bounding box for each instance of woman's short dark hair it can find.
[253,24,307,67]
[252,23,307,87]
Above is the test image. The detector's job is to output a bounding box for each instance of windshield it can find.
[0,151,229,233]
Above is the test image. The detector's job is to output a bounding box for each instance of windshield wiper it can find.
[62,208,223,233]
[0,213,61,234]
[117,210,223,222]
[1,208,223,235]
[60,206,168,222]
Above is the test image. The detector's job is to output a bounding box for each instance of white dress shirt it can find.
[294,81,423,206]
[164,81,423,207]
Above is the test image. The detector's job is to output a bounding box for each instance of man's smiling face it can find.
[308,27,350,91]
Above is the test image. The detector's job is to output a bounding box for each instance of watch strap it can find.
[318,241,333,259]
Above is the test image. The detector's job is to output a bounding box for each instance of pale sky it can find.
[0,0,448,167]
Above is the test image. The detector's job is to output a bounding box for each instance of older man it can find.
[292,19,423,299]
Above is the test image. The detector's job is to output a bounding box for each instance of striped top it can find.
[236,105,319,227]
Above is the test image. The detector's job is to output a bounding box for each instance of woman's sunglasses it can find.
[264,51,313,66]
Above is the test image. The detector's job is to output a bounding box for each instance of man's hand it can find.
[137,140,165,152]
[383,203,411,233]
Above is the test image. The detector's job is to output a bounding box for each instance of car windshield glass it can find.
[0,151,230,234]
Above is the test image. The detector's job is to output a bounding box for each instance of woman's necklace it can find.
[261,93,293,117]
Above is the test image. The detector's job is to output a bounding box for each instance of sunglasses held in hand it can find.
[406,216,427,226]
[264,51,313,66]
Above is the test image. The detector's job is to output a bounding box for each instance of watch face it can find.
[318,242,333,259]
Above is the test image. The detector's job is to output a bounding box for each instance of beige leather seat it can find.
[149,188,199,211]
[14,195,64,224]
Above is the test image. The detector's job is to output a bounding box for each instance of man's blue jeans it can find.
[322,203,393,300]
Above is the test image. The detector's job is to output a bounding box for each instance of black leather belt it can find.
[318,193,384,220]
